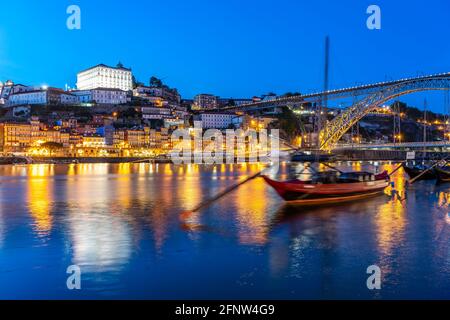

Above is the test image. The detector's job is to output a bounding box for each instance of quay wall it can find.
[0,157,171,165]
[334,149,450,161]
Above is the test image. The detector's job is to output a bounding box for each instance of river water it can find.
[0,162,448,299]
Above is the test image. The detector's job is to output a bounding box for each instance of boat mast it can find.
[317,36,330,149]
[423,99,427,154]
[445,89,450,141]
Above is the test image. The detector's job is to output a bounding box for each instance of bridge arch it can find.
[319,76,450,151]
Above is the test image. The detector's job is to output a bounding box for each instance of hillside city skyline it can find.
[1,1,449,110]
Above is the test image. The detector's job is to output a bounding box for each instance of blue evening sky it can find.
[0,0,449,111]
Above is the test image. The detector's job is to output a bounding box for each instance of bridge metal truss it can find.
[319,75,450,151]
[225,73,450,111]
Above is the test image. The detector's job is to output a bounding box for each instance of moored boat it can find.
[262,171,390,206]
[402,164,436,181]
[435,166,450,183]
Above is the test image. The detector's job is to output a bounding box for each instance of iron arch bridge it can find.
[319,73,450,151]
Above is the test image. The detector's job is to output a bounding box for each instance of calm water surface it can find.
[0,162,449,299]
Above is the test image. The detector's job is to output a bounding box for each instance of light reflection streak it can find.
[373,163,406,277]
[69,211,132,273]
[176,164,202,239]
[64,163,132,272]
[234,169,270,245]
[27,164,54,237]
[0,198,4,248]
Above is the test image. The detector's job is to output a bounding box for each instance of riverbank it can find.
[2,150,449,165]
[333,149,450,161]
[0,156,172,165]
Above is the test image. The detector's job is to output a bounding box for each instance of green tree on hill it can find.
[150,76,163,87]
[277,107,303,142]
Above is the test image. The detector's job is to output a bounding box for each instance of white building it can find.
[71,90,92,104]
[199,113,236,129]
[91,88,127,104]
[8,88,78,106]
[8,90,46,106]
[0,81,33,106]
[77,63,133,91]
[71,88,127,105]
[141,106,173,120]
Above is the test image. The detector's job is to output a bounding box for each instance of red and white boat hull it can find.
[262,173,389,205]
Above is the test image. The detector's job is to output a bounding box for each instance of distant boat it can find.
[262,170,390,206]
[435,167,450,183]
[402,164,436,180]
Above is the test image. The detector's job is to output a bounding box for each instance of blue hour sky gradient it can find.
[0,0,449,111]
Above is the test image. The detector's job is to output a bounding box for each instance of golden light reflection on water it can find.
[177,165,202,211]
[176,164,205,241]
[433,191,450,250]
[230,163,270,245]
[175,162,271,244]
[27,165,54,236]
[67,163,75,176]
[437,191,450,210]
[374,197,406,268]
[370,163,407,276]
[235,177,270,245]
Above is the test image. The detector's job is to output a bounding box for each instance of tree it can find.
[277,107,303,142]
[282,92,301,98]
[150,76,163,87]
[41,142,64,149]
[40,142,64,156]
[119,107,140,119]
[132,76,144,89]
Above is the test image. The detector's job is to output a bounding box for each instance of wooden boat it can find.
[402,164,436,180]
[262,171,390,206]
[435,167,450,183]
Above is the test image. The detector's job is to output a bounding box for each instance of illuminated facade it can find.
[0,122,32,152]
[71,88,128,105]
[0,118,172,156]
[193,94,218,110]
[141,106,173,120]
[82,135,106,148]
[77,64,133,92]
[198,112,236,129]
[133,86,181,104]
[0,81,31,105]
[8,88,78,106]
